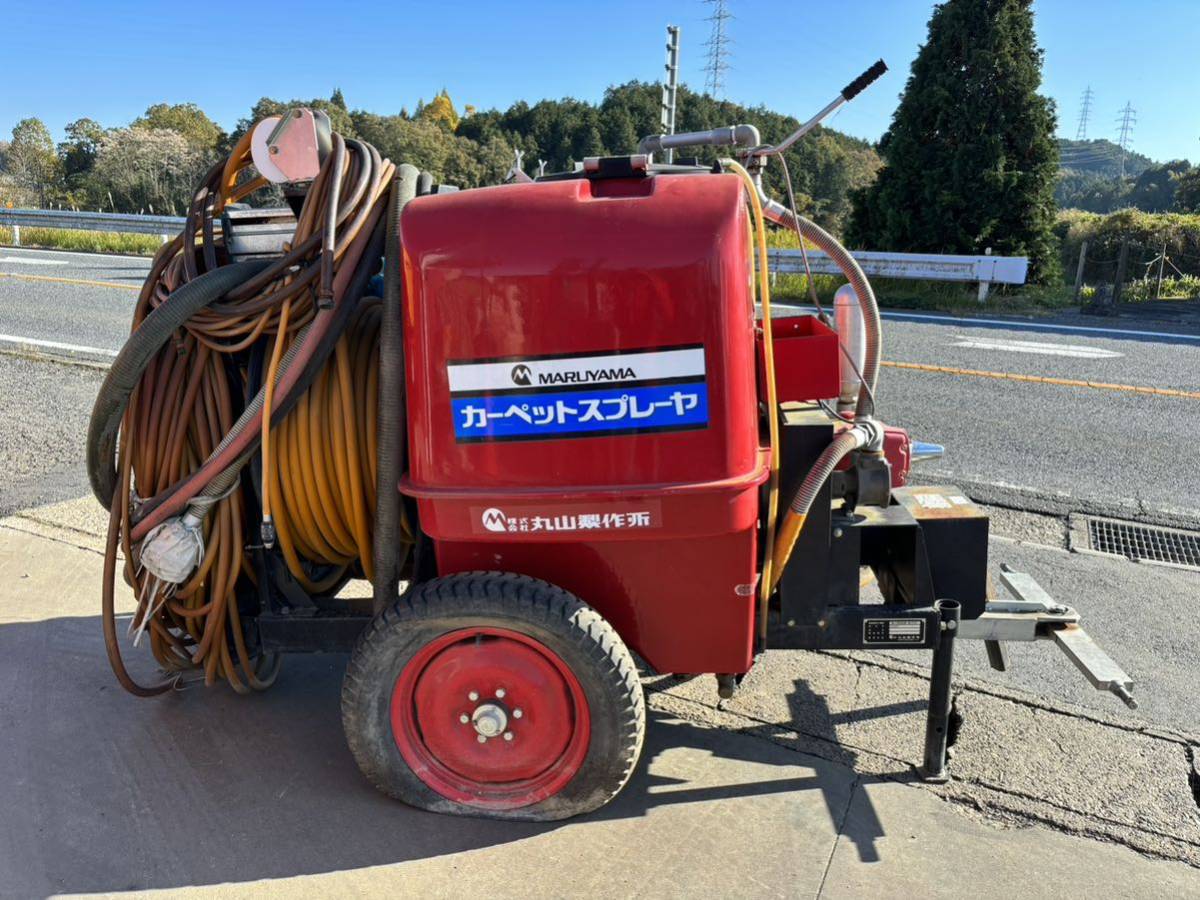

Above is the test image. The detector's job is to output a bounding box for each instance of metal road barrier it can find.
[0,208,1030,301]
[769,248,1029,301]
[0,208,186,244]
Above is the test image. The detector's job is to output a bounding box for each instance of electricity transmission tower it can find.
[1075,86,1094,140]
[1115,101,1137,177]
[703,0,732,98]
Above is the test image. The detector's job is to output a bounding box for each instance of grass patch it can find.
[765,223,1076,313]
[770,272,1076,314]
[0,226,161,256]
[1114,275,1200,303]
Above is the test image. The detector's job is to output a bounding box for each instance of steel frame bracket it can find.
[957,564,1137,709]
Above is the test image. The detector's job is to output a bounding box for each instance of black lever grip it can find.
[841,59,888,101]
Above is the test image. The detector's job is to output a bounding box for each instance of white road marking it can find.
[952,337,1123,359]
[0,256,59,265]
[770,305,1200,343]
[0,246,152,264]
[0,333,118,357]
[881,310,1200,343]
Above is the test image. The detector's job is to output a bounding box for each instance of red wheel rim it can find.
[390,627,591,809]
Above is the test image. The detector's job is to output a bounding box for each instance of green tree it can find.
[349,112,501,187]
[58,118,106,182]
[1127,160,1190,212]
[133,103,223,150]
[847,0,1060,281]
[7,117,62,206]
[1174,169,1200,213]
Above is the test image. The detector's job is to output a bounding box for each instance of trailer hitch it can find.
[958,564,1137,710]
[919,564,1136,783]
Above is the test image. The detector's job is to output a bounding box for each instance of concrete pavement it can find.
[3,505,1199,898]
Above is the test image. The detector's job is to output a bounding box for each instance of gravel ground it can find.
[0,354,104,517]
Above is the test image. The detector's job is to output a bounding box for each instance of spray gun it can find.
[638,59,887,172]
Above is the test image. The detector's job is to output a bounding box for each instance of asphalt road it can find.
[0,245,1197,735]
[4,246,1198,524]
[0,246,148,353]
[878,316,1200,526]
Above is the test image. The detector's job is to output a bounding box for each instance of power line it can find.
[1075,86,1094,140]
[1115,101,1137,178]
[702,0,733,98]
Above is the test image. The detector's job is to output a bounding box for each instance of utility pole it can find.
[703,0,732,98]
[1115,102,1137,178]
[661,25,681,163]
[1075,86,1094,141]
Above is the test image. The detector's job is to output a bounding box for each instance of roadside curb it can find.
[0,341,115,370]
[910,471,1200,532]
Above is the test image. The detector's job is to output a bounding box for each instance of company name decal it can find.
[471,502,662,535]
[538,367,636,386]
[447,346,707,442]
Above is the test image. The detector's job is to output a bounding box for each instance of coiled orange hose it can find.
[104,127,407,692]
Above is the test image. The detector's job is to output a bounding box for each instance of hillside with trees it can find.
[1056,139,1194,213]
[0,83,880,234]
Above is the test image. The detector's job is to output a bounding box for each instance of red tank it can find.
[399,173,766,673]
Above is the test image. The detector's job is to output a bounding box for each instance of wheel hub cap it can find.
[472,702,508,738]
[390,627,591,810]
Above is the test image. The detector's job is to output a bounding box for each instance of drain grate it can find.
[1073,515,1200,569]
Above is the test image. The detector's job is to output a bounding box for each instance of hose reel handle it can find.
[841,59,888,102]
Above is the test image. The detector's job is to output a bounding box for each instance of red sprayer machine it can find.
[88,62,1135,820]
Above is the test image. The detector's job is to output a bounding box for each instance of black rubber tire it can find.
[341,571,646,821]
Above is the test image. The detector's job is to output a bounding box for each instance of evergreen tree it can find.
[847,0,1060,281]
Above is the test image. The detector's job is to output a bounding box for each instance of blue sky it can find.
[3,1,1197,164]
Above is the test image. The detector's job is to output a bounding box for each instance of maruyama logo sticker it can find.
[481,507,508,532]
[510,365,532,386]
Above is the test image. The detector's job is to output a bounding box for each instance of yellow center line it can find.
[882,360,1200,400]
[0,271,140,291]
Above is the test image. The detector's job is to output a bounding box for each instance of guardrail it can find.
[769,248,1029,301]
[0,208,186,244]
[0,208,1031,301]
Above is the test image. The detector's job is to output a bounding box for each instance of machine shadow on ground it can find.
[0,614,906,894]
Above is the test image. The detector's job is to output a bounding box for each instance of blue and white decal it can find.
[448,345,707,442]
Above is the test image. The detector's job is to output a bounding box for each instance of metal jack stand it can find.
[922,599,961,782]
